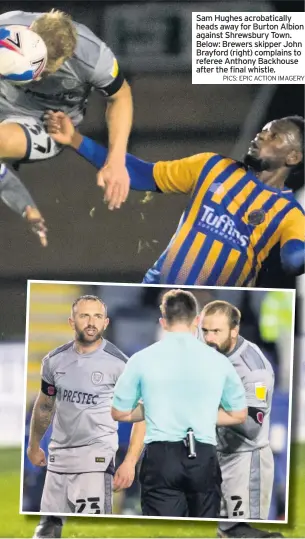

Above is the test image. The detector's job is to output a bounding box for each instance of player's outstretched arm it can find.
[0,164,48,247]
[27,390,55,467]
[77,137,158,192]
[46,111,210,196]
[45,111,159,193]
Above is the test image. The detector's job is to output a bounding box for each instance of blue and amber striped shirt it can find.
[77,138,305,287]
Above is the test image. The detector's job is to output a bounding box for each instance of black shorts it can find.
[139,440,222,518]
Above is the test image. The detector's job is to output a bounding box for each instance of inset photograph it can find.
[21,281,295,528]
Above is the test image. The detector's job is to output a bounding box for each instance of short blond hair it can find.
[31,9,77,71]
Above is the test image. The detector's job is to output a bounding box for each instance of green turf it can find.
[0,445,304,538]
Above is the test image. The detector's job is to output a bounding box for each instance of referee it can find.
[111,289,247,518]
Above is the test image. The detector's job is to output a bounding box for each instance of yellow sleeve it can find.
[153,153,216,194]
[280,206,305,247]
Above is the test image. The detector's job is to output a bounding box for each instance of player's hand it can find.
[97,161,130,210]
[23,206,48,247]
[113,459,136,492]
[44,110,75,145]
[27,446,47,467]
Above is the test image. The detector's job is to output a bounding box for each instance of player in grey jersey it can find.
[0,9,133,244]
[27,294,139,537]
[200,301,283,539]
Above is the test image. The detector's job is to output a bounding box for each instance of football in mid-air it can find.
[0,25,47,84]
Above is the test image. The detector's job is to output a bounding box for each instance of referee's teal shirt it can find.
[113,332,246,445]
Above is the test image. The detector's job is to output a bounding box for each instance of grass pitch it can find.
[0,445,304,538]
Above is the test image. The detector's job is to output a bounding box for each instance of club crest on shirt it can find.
[91,371,104,385]
[247,209,265,226]
[62,77,78,89]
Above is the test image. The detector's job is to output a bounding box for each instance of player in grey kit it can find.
[27,295,130,536]
[200,300,283,539]
[0,9,133,245]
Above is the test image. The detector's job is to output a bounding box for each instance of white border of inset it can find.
[19,279,296,525]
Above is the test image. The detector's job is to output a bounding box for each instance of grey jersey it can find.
[41,339,128,473]
[217,336,274,453]
[0,11,121,124]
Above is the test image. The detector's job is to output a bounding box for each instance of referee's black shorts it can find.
[139,440,222,518]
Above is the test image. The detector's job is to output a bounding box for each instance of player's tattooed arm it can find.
[29,391,55,448]
[27,391,55,466]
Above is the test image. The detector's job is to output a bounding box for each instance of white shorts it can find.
[40,470,113,515]
[1,115,62,162]
[218,446,274,520]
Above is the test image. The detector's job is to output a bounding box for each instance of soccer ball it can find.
[0,25,47,84]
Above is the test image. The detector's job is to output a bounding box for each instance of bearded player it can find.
[200,300,283,538]
[0,9,133,245]
[46,111,304,287]
[27,295,139,537]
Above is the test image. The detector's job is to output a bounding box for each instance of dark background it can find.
[0,0,304,338]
